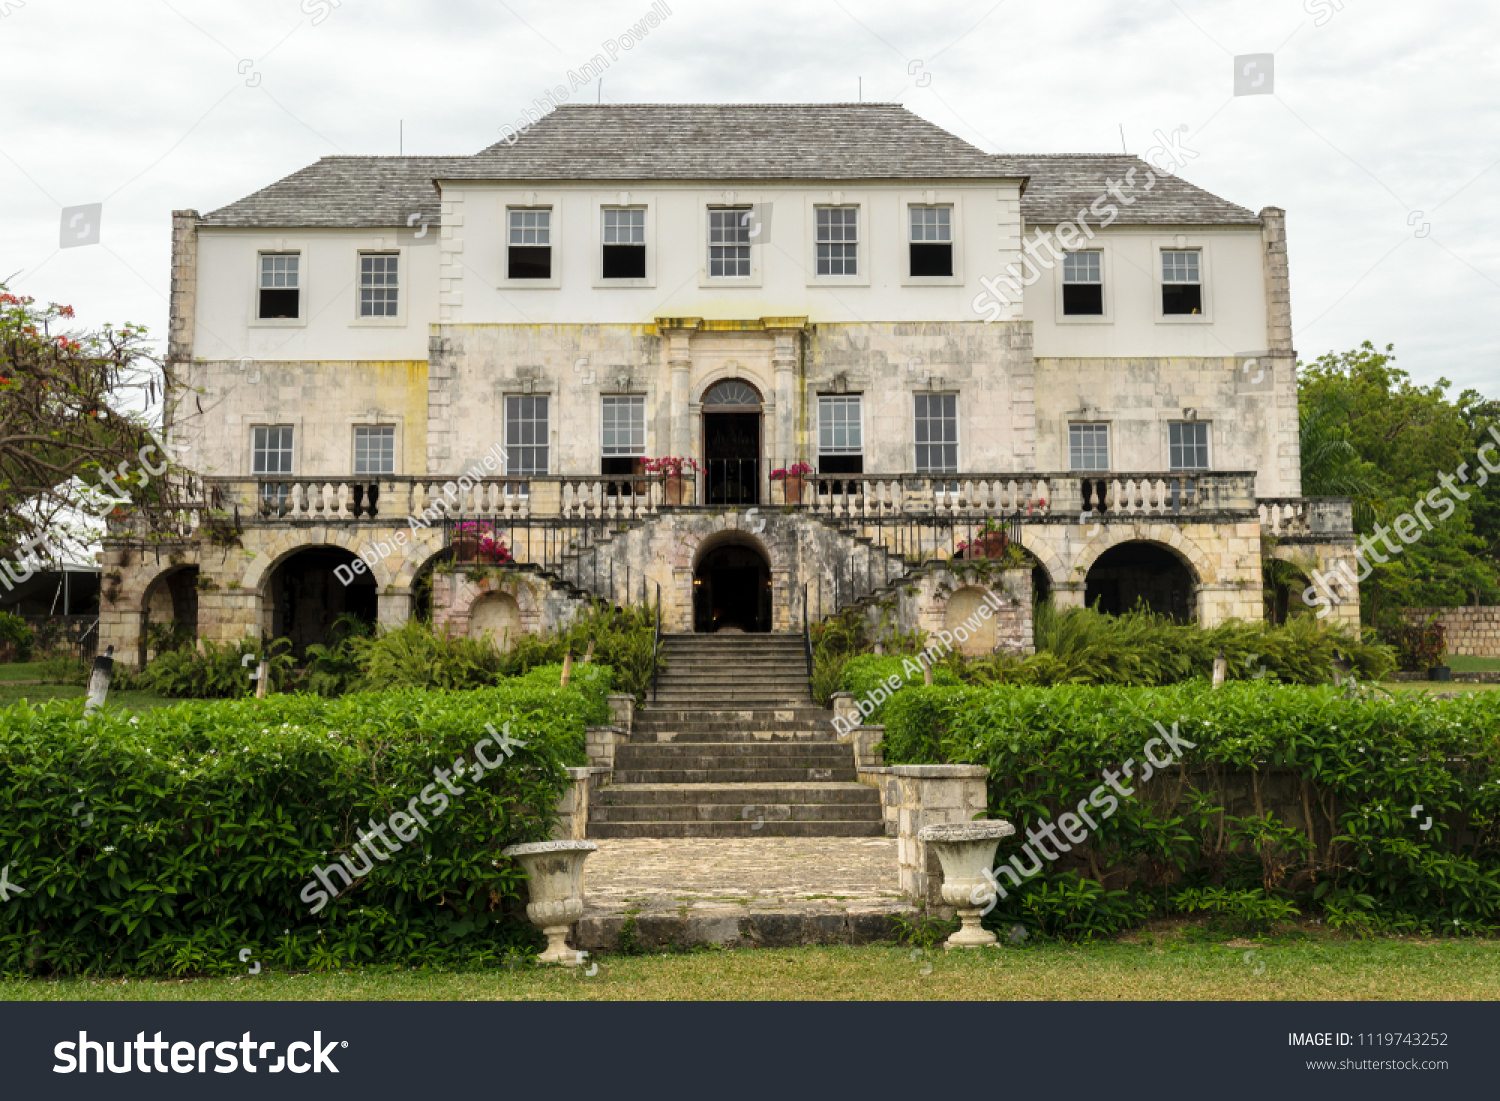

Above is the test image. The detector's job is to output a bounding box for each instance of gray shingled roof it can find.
[1010,154,1260,226]
[458,103,1016,180]
[200,156,463,228]
[201,105,1261,229]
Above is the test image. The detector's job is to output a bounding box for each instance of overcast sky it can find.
[2,0,1496,399]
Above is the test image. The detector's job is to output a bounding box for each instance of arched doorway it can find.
[140,566,200,665]
[693,538,771,633]
[266,546,378,656]
[702,380,762,506]
[1085,541,1196,623]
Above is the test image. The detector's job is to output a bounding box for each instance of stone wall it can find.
[1402,607,1500,657]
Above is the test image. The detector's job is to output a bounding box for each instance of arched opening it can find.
[469,592,522,650]
[693,538,771,633]
[1264,554,1314,625]
[140,566,200,665]
[266,546,378,657]
[1085,541,1196,623]
[702,379,762,506]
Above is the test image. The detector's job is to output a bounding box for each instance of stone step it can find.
[648,697,814,708]
[617,742,851,760]
[612,767,859,784]
[614,754,855,772]
[634,708,834,724]
[593,783,879,806]
[586,819,886,839]
[590,802,884,823]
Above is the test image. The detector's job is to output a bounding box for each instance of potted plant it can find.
[770,461,813,505]
[955,518,1011,559]
[642,456,701,506]
[1386,617,1448,680]
[452,521,515,564]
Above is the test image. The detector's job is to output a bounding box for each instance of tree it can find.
[0,287,183,569]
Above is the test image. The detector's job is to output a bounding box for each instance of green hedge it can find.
[883,682,1500,938]
[838,655,962,722]
[0,677,603,976]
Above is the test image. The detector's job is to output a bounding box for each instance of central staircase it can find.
[587,633,885,838]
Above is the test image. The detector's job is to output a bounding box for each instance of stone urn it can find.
[501,840,598,965]
[917,820,1015,949]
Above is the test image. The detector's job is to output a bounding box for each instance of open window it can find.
[909,205,953,277]
[1161,249,1202,315]
[601,394,645,495]
[1062,250,1103,315]
[507,209,552,279]
[258,254,300,319]
[602,208,646,279]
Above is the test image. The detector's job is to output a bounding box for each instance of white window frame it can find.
[699,200,764,288]
[1068,422,1111,472]
[351,249,408,327]
[352,424,397,475]
[899,194,964,286]
[501,196,562,289]
[251,424,296,476]
[593,200,656,288]
[250,248,308,328]
[912,392,960,475]
[1151,237,1213,323]
[504,394,551,482]
[818,395,865,458]
[600,394,647,458]
[1167,421,1212,471]
[1054,244,1114,324]
[815,206,859,276]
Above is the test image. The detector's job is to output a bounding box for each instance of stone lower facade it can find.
[1402,606,1500,657]
[99,500,1353,665]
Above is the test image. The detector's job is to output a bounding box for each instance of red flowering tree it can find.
[0,287,181,559]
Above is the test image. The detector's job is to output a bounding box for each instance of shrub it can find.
[0,681,597,976]
[0,612,34,663]
[503,600,657,702]
[353,620,506,693]
[882,681,1500,937]
[1382,617,1447,671]
[138,637,296,699]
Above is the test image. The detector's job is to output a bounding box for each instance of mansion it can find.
[101,103,1357,663]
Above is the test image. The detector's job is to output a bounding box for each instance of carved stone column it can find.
[768,325,801,467]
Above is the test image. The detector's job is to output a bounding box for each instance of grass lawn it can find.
[1386,680,1500,694]
[1449,655,1500,673]
[5,932,1498,1002]
[0,662,51,682]
[0,684,179,710]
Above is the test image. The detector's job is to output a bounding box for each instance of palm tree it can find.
[1299,390,1379,528]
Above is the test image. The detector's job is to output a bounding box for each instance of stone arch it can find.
[1082,538,1202,622]
[1068,526,1216,586]
[139,563,201,665]
[251,540,382,655]
[690,529,773,632]
[468,592,523,649]
[943,586,999,655]
[431,569,545,643]
[691,371,771,407]
[243,532,399,593]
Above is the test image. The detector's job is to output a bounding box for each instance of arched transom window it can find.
[703,380,762,408]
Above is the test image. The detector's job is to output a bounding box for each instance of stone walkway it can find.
[575,837,913,950]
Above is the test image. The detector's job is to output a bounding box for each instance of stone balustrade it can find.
[1259,496,1354,538]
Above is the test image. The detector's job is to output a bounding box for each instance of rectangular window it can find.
[353,425,395,475]
[909,205,953,277]
[913,393,958,474]
[252,425,294,474]
[602,208,646,280]
[816,206,859,276]
[358,253,399,317]
[258,254,300,319]
[1169,422,1210,470]
[505,395,550,477]
[1062,250,1103,315]
[708,208,751,278]
[1068,423,1110,472]
[508,209,552,279]
[817,395,864,476]
[601,394,646,489]
[1161,249,1202,315]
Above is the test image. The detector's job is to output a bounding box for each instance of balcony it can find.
[1258,497,1354,539]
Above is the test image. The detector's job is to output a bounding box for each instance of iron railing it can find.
[651,581,662,704]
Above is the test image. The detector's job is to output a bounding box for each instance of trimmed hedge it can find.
[0,671,607,976]
[882,682,1500,938]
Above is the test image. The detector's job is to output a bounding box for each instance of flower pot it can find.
[1429,665,1451,682]
[451,535,481,563]
[963,532,1009,559]
[500,840,598,965]
[661,475,690,506]
[917,820,1016,949]
[778,475,805,505]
